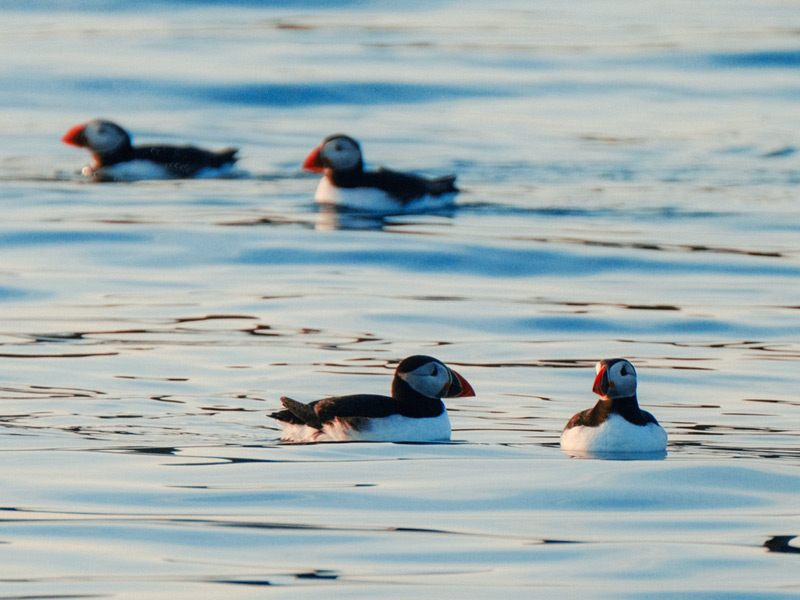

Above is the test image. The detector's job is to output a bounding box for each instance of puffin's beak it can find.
[62,123,88,148]
[592,365,610,396]
[445,368,475,398]
[302,145,323,172]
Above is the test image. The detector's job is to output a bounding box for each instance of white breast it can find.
[278,412,452,443]
[313,178,456,213]
[560,413,667,457]
[88,160,174,182]
[88,161,238,182]
[314,178,400,211]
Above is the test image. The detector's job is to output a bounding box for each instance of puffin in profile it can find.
[302,134,458,210]
[269,355,475,443]
[62,119,238,181]
[560,358,668,456]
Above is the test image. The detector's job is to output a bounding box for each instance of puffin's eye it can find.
[620,365,629,376]
[430,364,438,377]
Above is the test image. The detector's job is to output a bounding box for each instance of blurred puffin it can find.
[302,134,458,210]
[560,358,667,455]
[62,119,238,181]
[269,355,475,443]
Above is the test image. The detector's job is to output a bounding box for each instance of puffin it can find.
[560,358,668,456]
[62,119,238,181]
[302,134,458,210]
[269,355,475,443]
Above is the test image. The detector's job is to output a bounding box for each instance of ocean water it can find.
[1,0,800,597]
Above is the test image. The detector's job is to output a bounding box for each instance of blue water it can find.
[1,1,799,597]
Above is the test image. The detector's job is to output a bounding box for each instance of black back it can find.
[270,392,446,429]
[130,145,238,177]
[565,396,660,429]
[93,139,236,175]
[330,168,456,203]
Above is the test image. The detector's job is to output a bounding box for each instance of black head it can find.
[392,355,475,400]
[303,134,364,173]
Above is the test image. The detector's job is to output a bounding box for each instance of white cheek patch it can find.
[88,134,123,153]
[402,364,450,398]
[605,361,637,398]
[322,141,361,170]
[84,124,126,153]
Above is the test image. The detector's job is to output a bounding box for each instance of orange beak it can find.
[446,368,475,398]
[62,123,88,147]
[592,365,610,396]
[302,145,323,172]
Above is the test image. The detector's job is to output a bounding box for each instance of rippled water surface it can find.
[1,1,800,597]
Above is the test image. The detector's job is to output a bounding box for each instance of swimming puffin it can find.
[302,134,458,210]
[62,119,238,181]
[560,358,668,456]
[269,355,475,443]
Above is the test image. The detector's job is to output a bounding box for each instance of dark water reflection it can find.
[763,536,800,554]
